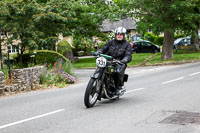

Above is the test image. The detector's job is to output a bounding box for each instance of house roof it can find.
[100,17,136,32]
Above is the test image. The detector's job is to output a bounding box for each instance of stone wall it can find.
[0,66,44,96]
[0,72,5,95]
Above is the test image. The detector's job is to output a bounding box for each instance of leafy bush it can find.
[82,38,95,56]
[12,50,73,77]
[155,36,164,46]
[57,40,72,55]
[174,34,185,40]
[98,42,105,49]
[72,36,96,56]
[14,53,33,68]
[57,40,75,62]
[144,32,157,43]
[35,50,71,66]
[144,32,186,46]
[1,68,9,81]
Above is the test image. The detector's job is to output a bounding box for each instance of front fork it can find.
[91,67,105,82]
[90,67,106,100]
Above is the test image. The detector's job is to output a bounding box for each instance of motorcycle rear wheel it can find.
[84,78,101,108]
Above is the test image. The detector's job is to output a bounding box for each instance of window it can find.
[146,43,152,47]
[0,32,8,37]
[7,45,20,53]
[141,42,150,47]
[134,42,140,46]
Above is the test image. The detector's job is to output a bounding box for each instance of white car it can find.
[173,37,191,48]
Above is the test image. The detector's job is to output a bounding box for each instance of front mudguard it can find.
[90,70,104,100]
[90,71,101,79]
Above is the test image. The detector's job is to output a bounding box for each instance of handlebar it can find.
[112,59,124,65]
[93,53,124,65]
[99,54,112,59]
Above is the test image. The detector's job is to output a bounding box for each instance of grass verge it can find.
[72,51,200,68]
[148,52,200,65]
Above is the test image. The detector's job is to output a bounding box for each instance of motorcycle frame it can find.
[90,60,117,99]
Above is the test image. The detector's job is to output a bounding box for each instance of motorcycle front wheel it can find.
[84,78,101,108]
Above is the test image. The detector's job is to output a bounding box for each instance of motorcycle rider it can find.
[93,27,132,95]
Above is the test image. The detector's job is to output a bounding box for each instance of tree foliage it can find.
[1,0,41,55]
[115,0,200,60]
[2,0,199,61]
[1,0,123,55]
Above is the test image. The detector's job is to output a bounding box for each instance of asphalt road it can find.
[0,62,200,133]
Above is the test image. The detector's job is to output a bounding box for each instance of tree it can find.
[2,0,41,55]
[180,0,200,51]
[34,0,123,51]
[1,0,124,57]
[0,1,9,69]
[36,0,121,36]
[115,0,200,60]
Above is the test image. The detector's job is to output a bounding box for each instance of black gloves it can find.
[120,58,128,64]
[92,51,102,56]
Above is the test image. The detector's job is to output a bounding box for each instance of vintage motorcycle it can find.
[84,54,128,108]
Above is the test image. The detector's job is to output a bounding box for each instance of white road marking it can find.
[126,88,145,93]
[189,71,200,76]
[161,77,184,84]
[0,109,65,130]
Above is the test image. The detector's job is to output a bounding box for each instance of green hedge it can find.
[155,36,164,46]
[13,50,71,69]
[35,50,71,65]
[14,53,33,68]
[98,42,105,49]
[57,40,72,55]
[144,32,157,43]
[144,32,187,46]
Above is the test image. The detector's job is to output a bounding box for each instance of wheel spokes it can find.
[89,80,100,104]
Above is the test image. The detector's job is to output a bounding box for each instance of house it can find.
[0,33,20,54]
[100,17,137,38]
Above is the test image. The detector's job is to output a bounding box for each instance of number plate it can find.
[96,57,106,67]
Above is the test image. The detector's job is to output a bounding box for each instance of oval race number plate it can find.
[96,57,106,67]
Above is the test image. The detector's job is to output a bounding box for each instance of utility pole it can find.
[0,19,3,70]
[0,35,2,70]
[7,49,11,79]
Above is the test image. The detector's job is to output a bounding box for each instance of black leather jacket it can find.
[99,39,132,63]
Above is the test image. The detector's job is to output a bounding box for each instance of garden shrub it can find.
[1,68,9,81]
[14,53,33,68]
[57,40,75,62]
[143,32,186,46]
[174,34,185,40]
[155,36,164,46]
[82,38,95,56]
[144,32,157,43]
[57,40,72,54]
[35,50,73,74]
[98,42,105,49]
[35,50,70,65]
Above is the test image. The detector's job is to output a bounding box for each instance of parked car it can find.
[198,32,200,40]
[173,37,191,48]
[130,40,160,53]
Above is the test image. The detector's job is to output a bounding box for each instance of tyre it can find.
[153,49,158,53]
[84,78,101,108]
[132,51,136,54]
